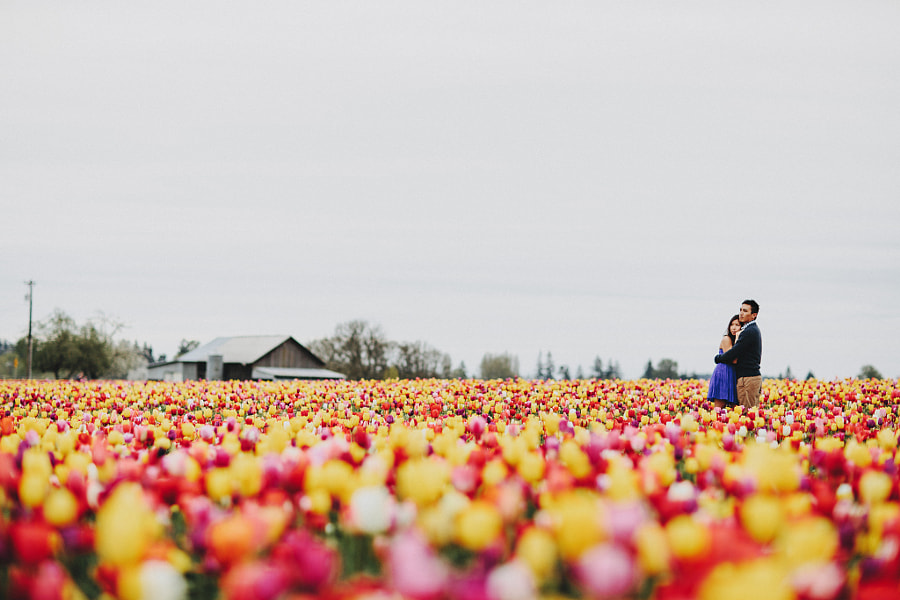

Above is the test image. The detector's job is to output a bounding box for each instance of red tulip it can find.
[10,521,60,565]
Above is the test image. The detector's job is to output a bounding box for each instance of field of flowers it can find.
[2,376,900,600]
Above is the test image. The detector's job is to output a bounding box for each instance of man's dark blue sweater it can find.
[715,321,762,378]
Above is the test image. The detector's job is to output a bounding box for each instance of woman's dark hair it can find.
[725,314,740,344]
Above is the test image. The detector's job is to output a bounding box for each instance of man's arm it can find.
[716,331,749,364]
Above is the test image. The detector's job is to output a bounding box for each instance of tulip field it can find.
[3,377,900,600]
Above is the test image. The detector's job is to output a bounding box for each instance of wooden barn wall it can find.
[223,363,252,380]
[254,341,323,369]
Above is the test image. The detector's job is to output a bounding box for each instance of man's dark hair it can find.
[742,299,760,314]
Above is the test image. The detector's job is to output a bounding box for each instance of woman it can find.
[708,314,740,409]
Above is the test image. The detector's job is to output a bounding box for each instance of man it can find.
[715,299,762,408]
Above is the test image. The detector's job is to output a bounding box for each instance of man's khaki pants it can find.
[737,376,762,409]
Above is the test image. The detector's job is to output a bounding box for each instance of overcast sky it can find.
[2,1,898,380]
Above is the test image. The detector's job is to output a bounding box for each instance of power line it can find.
[25,280,34,380]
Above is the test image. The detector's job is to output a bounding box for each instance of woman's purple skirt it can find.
[707,361,737,403]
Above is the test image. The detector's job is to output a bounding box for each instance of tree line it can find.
[534,352,621,381]
[1,310,146,379]
[0,312,891,381]
[308,320,468,380]
[0,310,198,380]
[310,321,622,381]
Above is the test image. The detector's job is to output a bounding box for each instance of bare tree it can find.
[479,352,519,379]
[310,320,390,380]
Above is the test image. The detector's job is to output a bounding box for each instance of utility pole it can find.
[25,280,34,379]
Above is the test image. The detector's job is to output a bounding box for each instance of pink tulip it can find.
[576,543,636,599]
[451,464,481,495]
[199,424,215,441]
[24,429,40,447]
[791,561,844,600]
[270,530,337,591]
[607,502,649,546]
[221,560,288,600]
[486,560,537,600]
[447,573,491,600]
[29,561,68,600]
[468,416,487,439]
[388,532,449,600]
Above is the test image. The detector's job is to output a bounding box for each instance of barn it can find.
[146,335,345,381]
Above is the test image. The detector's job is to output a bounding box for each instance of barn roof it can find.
[177,335,297,365]
[252,366,346,380]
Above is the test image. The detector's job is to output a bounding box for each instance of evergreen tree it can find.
[592,356,604,378]
[544,352,555,380]
[176,339,201,357]
[859,365,883,379]
[443,359,467,379]
[606,360,622,379]
[454,361,468,378]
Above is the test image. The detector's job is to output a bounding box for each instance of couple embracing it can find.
[708,299,762,410]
